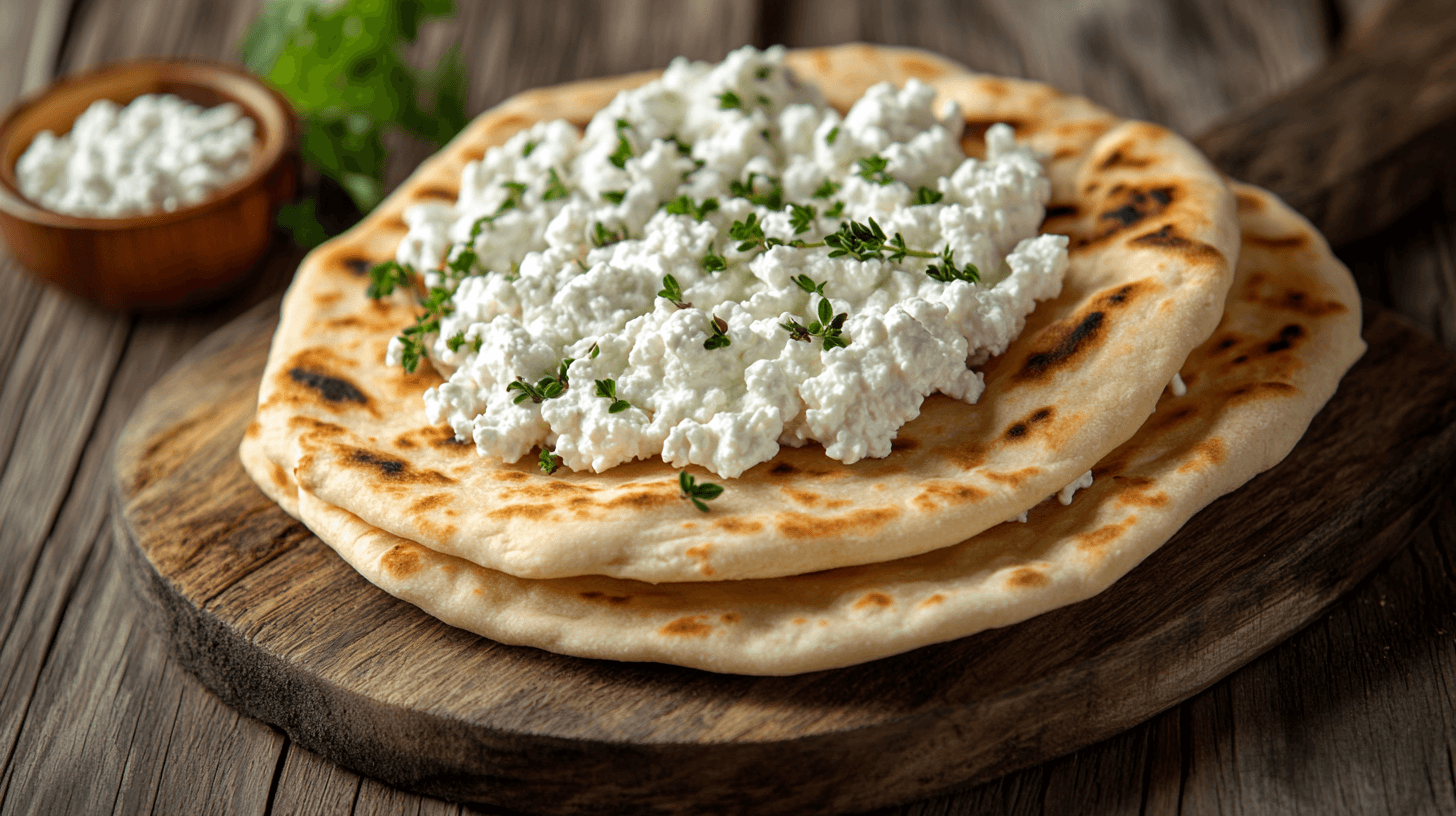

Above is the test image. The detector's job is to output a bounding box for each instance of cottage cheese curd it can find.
[16,94,256,218]
[389,46,1068,478]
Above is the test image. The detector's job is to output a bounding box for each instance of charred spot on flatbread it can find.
[776,507,900,539]
[1129,224,1225,262]
[1014,282,1149,382]
[344,447,456,486]
[1003,406,1056,442]
[416,186,456,201]
[1097,146,1153,170]
[342,256,373,276]
[579,591,633,605]
[288,366,369,407]
[1076,184,1176,246]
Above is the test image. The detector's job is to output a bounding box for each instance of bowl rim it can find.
[0,58,296,231]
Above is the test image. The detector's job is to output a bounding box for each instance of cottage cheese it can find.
[15,94,256,218]
[390,46,1068,478]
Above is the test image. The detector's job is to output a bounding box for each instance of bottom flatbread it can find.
[240,183,1363,675]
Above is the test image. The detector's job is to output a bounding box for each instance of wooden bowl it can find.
[0,60,298,310]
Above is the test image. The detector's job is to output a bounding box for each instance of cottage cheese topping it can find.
[16,94,256,218]
[391,46,1068,478]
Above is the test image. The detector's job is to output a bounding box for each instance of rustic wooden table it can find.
[2,0,1454,813]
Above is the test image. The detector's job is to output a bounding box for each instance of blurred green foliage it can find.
[241,0,468,245]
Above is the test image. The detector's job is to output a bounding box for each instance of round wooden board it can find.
[112,296,1456,816]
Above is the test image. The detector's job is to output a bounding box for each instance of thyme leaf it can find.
[856,155,894,185]
[538,447,561,474]
[704,315,731,350]
[679,471,724,512]
[594,379,632,413]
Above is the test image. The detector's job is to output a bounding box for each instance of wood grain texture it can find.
[1197,0,1456,246]
[110,298,1456,814]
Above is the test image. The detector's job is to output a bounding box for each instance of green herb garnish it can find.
[522,140,538,157]
[780,298,849,351]
[925,246,981,283]
[812,178,841,199]
[728,173,784,210]
[704,315,731,350]
[657,275,690,309]
[592,222,625,248]
[663,194,719,221]
[754,66,772,80]
[914,186,944,205]
[679,471,724,512]
[788,203,817,235]
[718,90,742,110]
[594,379,632,413]
[824,200,845,218]
[367,259,413,299]
[507,358,572,404]
[826,125,840,144]
[538,447,561,474]
[602,189,627,205]
[543,168,570,201]
[701,249,727,274]
[856,155,894,185]
[791,274,827,296]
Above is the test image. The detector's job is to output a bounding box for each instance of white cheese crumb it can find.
[15,94,256,218]
[1057,470,1095,506]
[400,45,1069,478]
[1169,372,1187,397]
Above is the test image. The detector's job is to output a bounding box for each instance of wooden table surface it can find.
[2,1,1454,814]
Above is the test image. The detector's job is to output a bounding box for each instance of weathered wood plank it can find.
[1198,0,1456,246]
[772,0,1332,133]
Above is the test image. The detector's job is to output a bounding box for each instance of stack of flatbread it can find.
[240,45,1364,675]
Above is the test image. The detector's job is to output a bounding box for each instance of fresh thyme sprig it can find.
[925,245,981,283]
[522,140,538,157]
[602,189,626,205]
[609,119,633,169]
[824,218,935,263]
[718,90,742,110]
[538,447,561,474]
[781,297,849,351]
[657,275,690,309]
[367,259,412,299]
[791,274,827,296]
[594,379,632,413]
[856,155,895,185]
[701,249,727,273]
[704,315,731,350]
[824,200,845,218]
[446,330,482,354]
[543,168,570,201]
[506,358,572,404]
[826,125,840,144]
[679,471,724,512]
[729,173,784,210]
[663,194,719,221]
[914,186,943,205]
[592,221,625,248]
[788,203,817,235]
[812,178,841,199]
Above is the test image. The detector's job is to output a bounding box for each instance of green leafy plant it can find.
[242,0,469,246]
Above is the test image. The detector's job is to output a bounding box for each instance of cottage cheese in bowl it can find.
[15,93,257,218]
[380,45,1068,479]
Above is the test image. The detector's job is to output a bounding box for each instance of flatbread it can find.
[241,183,1364,675]
[245,44,1241,583]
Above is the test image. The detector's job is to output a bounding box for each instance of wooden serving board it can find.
[112,296,1456,816]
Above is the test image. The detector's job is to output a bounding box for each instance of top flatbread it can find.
[245,45,1241,583]
[241,182,1364,675]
